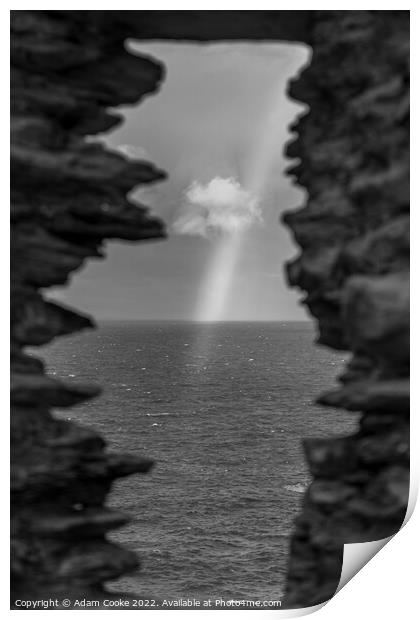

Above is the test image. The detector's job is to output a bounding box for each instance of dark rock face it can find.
[11,10,409,609]
[282,10,409,607]
[11,10,166,604]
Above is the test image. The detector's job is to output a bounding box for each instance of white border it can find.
[5,4,416,619]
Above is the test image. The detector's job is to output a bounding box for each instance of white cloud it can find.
[173,177,262,238]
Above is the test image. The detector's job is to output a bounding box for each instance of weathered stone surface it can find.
[318,379,409,413]
[29,508,130,537]
[342,273,409,371]
[51,10,313,43]
[10,373,101,407]
[10,9,167,605]
[11,289,93,346]
[283,9,409,608]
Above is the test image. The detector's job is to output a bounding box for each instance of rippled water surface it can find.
[41,321,356,600]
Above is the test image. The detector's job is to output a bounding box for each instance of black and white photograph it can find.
[9,7,410,614]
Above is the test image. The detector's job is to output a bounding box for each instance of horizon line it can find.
[96,318,312,323]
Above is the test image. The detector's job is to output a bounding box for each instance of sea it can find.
[40,321,357,602]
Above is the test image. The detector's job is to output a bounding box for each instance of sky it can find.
[50,41,310,321]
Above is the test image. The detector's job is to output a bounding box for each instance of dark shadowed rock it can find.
[282,9,409,608]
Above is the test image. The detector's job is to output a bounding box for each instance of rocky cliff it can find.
[11,9,169,603]
[283,10,409,606]
[10,10,409,608]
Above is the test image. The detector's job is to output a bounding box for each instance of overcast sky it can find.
[51,42,310,321]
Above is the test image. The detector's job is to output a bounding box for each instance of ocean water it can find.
[40,321,357,601]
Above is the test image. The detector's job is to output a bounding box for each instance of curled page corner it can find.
[334,479,417,597]
[258,602,326,619]
[402,477,418,526]
[269,481,417,618]
[336,536,392,594]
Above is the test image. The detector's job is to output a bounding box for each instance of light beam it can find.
[194,80,290,323]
